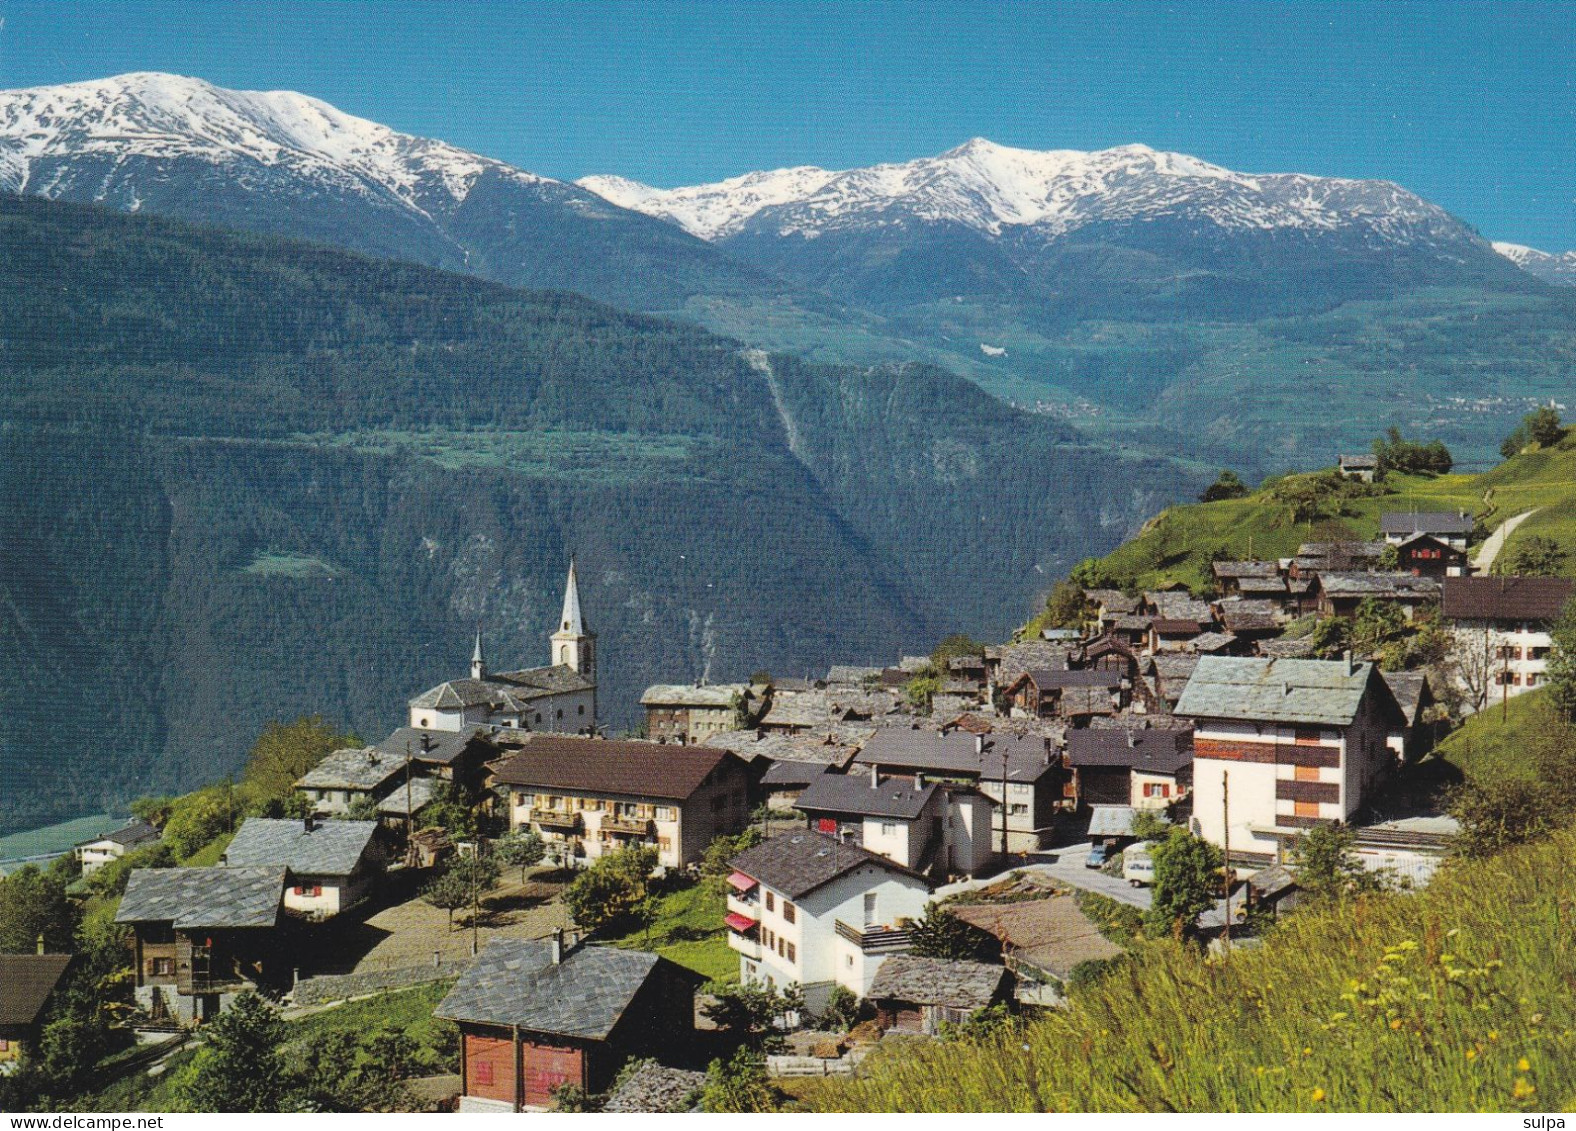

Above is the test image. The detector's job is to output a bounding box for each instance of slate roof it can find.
[435,939,694,1038]
[298,746,407,792]
[1218,609,1281,634]
[116,867,284,928]
[704,726,868,768]
[1339,453,1378,469]
[728,831,926,900]
[0,954,72,1027]
[1256,637,1317,659]
[993,641,1076,683]
[1441,576,1576,622]
[1380,510,1475,536]
[376,725,490,767]
[409,665,594,712]
[224,818,378,877]
[1145,593,1215,622]
[1212,561,1281,580]
[760,689,898,730]
[376,776,441,817]
[1173,656,1398,727]
[826,665,882,685]
[487,737,741,801]
[1039,628,1082,642]
[1317,572,1440,599]
[866,955,1010,1010]
[1087,805,1138,838]
[1014,668,1122,691]
[1111,614,1155,632]
[1085,589,1138,614]
[1294,541,1386,572]
[1066,728,1193,773]
[951,896,1121,980]
[640,683,748,709]
[796,772,938,820]
[1188,632,1238,653]
[1235,576,1291,596]
[601,1062,706,1113]
[854,727,1055,783]
[760,760,834,788]
[78,819,159,851]
[1060,686,1117,716]
[1382,670,1431,726]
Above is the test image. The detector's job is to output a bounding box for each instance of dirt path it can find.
[349,875,573,972]
[1473,509,1539,573]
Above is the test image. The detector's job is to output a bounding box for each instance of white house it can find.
[1173,656,1405,864]
[222,817,382,919]
[74,819,160,876]
[1441,576,1576,705]
[408,562,597,734]
[724,832,932,1013]
[794,765,996,877]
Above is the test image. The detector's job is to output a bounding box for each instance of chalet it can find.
[1145,654,1199,711]
[951,893,1122,991]
[1393,533,1470,578]
[489,737,752,868]
[1085,588,1139,620]
[867,956,1012,1036]
[1380,510,1474,551]
[795,766,995,876]
[1065,727,1193,810]
[1215,601,1283,644]
[704,724,866,805]
[1337,453,1378,482]
[375,725,498,794]
[1290,541,1386,581]
[1381,670,1437,763]
[1441,575,1576,699]
[725,832,932,1012]
[1211,561,1282,597]
[376,775,442,835]
[757,688,897,734]
[1074,633,1141,680]
[854,728,1063,853]
[436,934,701,1112]
[1187,631,1240,656]
[640,683,753,745]
[409,564,596,734]
[758,760,833,809]
[1147,620,1205,653]
[223,817,383,919]
[1313,572,1439,620]
[946,653,989,687]
[0,953,72,1071]
[74,819,160,876]
[986,640,1076,693]
[296,746,407,817]
[1002,668,1124,719]
[116,866,285,1025]
[1140,591,1215,624]
[1173,655,1406,864]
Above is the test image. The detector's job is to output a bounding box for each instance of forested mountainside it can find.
[0,196,1197,834]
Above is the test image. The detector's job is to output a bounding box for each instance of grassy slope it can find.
[600,881,737,983]
[803,825,1576,1113]
[1433,691,1555,784]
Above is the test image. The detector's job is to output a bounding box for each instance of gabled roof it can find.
[1381,670,1432,727]
[796,772,938,820]
[0,954,72,1027]
[1441,576,1576,622]
[728,831,927,900]
[77,819,159,851]
[487,737,742,801]
[435,939,695,1038]
[375,725,491,767]
[760,760,834,787]
[1316,572,1440,599]
[866,955,1010,1010]
[854,727,1055,782]
[1212,560,1281,580]
[1339,453,1378,469]
[116,867,284,929]
[1084,589,1138,614]
[1380,510,1475,536]
[376,776,441,818]
[1066,727,1193,773]
[225,818,378,877]
[1087,805,1137,837]
[1174,656,1400,728]
[298,746,407,792]
[640,683,749,708]
[409,666,595,712]
[1013,668,1122,691]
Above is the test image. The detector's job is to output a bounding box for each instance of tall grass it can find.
[802,828,1576,1112]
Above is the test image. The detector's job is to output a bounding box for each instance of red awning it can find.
[726,871,757,893]
[724,912,758,933]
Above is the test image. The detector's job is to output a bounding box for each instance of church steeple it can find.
[471,626,487,681]
[550,560,595,678]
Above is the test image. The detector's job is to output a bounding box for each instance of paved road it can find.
[1473,509,1539,573]
[1031,843,1153,909]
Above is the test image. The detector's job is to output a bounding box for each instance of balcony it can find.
[834,919,913,954]
[531,809,582,833]
[726,927,762,960]
[726,892,760,921]
[600,814,654,836]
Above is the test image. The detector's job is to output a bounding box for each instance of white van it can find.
[1122,842,1155,887]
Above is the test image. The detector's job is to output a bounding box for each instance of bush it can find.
[818,984,862,1031]
[1199,469,1249,502]
[562,844,657,932]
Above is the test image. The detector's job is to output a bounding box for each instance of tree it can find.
[908,904,999,962]
[1289,824,1379,906]
[420,871,470,931]
[421,782,478,839]
[494,832,546,884]
[562,844,657,932]
[818,985,861,1031]
[1200,469,1249,502]
[1351,597,1407,659]
[1372,427,1453,476]
[161,788,235,859]
[1545,595,1576,722]
[174,992,296,1112]
[903,669,943,712]
[0,865,76,953]
[1041,579,1095,630]
[700,981,804,1051]
[1527,405,1564,447]
[1307,616,1352,660]
[1448,778,1557,859]
[700,1048,777,1113]
[1130,809,1171,842]
[1143,828,1223,940]
[1269,475,1329,524]
[931,633,986,668]
[241,715,360,806]
[701,828,763,890]
[1497,535,1568,578]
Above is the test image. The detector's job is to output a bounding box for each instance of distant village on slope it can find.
[5,445,1575,1113]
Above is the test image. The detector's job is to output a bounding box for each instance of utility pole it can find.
[1221,771,1231,953]
[404,739,415,865]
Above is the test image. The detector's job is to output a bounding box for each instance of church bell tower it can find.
[550,559,595,679]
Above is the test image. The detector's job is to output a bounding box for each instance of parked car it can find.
[1122,842,1155,886]
[1086,843,1111,869]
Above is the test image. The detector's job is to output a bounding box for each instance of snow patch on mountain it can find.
[579,165,838,240]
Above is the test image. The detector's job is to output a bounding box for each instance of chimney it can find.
[550,927,565,965]
[915,772,926,789]
[870,762,880,788]
[304,813,316,833]
[36,933,45,955]
[1343,649,1356,677]
[1127,730,1137,748]
[975,734,985,758]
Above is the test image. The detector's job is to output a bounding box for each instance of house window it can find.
[817,818,838,834]
[1143,783,1170,798]
[765,892,775,912]
[783,901,796,924]
[473,1061,494,1087]
[1009,803,1028,816]
[420,718,429,728]
[0,1039,9,1052]
[845,954,854,968]
[151,957,173,976]
[578,705,586,715]
[786,941,796,963]
[880,822,898,836]
[655,806,675,821]
[778,937,786,957]
[1527,674,1541,687]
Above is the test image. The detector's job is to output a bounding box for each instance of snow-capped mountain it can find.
[582,138,1476,245]
[1494,241,1576,286]
[0,72,774,311]
[577,138,1529,321]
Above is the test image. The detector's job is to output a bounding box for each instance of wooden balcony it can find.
[531,809,582,832]
[834,919,913,954]
[600,814,654,836]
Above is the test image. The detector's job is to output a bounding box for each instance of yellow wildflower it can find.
[1517,1057,1531,1072]
[1310,1088,1326,1103]
[1465,1048,1478,1061]
[1512,1077,1536,1100]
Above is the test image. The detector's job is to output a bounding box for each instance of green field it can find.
[1433,690,1556,784]
[0,812,121,872]
[601,880,738,983]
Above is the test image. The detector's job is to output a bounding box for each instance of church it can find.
[408,562,598,735]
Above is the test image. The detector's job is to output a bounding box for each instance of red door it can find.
[524,1042,582,1107]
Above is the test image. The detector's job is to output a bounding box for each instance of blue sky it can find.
[5,0,1576,249]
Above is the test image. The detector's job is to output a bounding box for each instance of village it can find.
[4,480,1574,1113]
